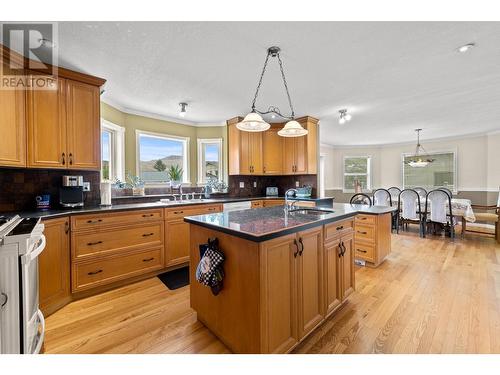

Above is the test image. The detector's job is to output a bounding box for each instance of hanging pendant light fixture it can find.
[237,46,308,137]
[405,129,435,168]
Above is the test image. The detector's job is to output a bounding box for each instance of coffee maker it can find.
[60,175,84,208]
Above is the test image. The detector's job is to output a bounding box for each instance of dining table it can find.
[391,197,476,222]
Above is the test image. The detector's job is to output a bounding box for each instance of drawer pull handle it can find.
[142,257,155,262]
[208,208,216,211]
[87,241,103,246]
[142,214,154,217]
[357,231,368,235]
[87,269,103,275]
[174,211,184,214]
[357,249,367,253]
[86,219,103,224]
[336,225,344,231]
[142,233,154,237]
[359,217,367,220]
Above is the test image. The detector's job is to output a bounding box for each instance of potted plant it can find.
[167,165,184,189]
[126,172,146,196]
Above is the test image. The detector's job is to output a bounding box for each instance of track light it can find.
[179,103,187,117]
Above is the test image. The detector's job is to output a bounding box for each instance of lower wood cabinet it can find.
[251,200,263,208]
[39,217,71,316]
[354,213,392,267]
[262,199,285,208]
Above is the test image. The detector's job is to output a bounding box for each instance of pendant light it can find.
[405,129,435,168]
[237,46,308,137]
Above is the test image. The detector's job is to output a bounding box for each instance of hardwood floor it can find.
[44,230,500,354]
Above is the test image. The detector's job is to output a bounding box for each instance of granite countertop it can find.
[2,196,332,220]
[184,203,397,242]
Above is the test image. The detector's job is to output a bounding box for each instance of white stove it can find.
[0,214,46,354]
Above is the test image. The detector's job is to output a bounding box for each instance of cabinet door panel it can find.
[165,219,190,267]
[27,78,66,168]
[239,130,251,175]
[341,234,355,300]
[282,137,295,174]
[39,217,70,316]
[0,76,26,166]
[260,235,298,353]
[294,135,308,174]
[324,240,342,316]
[262,127,283,175]
[250,132,263,174]
[66,80,100,170]
[297,228,324,338]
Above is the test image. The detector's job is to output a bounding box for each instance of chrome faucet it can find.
[284,188,298,212]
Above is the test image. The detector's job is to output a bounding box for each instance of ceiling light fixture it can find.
[338,109,352,124]
[405,129,435,168]
[238,46,307,137]
[457,43,475,53]
[179,102,187,117]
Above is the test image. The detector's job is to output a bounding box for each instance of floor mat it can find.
[157,267,189,290]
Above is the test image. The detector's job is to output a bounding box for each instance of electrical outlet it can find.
[239,181,245,188]
[253,181,257,188]
[83,182,91,192]
[295,181,300,187]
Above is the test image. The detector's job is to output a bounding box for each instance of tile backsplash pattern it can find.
[0,168,101,212]
[228,175,318,198]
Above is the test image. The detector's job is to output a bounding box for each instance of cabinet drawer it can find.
[324,219,354,242]
[165,204,222,219]
[355,214,376,225]
[263,200,285,207]
[71,209,163,231]
[354,242,375,262]
[355,224,376,243]
[72,222,163,260]
[295,200,316,208]
[251,200,263,208]
[72,247,163,292]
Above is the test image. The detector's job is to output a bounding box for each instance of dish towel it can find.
[196,238,225,296]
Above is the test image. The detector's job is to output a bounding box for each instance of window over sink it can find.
[101,119,125,182]
[136,130,190,184]
[343,156,372,192]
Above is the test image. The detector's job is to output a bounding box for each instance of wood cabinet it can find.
[262,199,285,207]
[164,204,222,267]
[251,200,263,208]
[262,125,283,175]
[0,62,26,167]
[228,116,318,176]
[354,213,392,267]
[39,217,71,317]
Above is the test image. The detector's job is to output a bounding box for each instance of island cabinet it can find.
[189,220,355,354]
[353,213,392,267]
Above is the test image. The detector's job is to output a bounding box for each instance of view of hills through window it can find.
[203,143,220,181]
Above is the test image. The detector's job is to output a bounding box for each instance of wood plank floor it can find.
[44,230,500,354]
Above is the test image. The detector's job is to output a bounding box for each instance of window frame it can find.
[342,155,372,193]
[135,130,190,185]
[101,119,125,182]
[197,138,223,184]
[401,149,458,193]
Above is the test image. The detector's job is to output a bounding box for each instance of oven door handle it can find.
[32,309,45,354]
[21,235,46,265]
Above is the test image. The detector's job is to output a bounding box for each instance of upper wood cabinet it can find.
[0,62,26,167]
[228,116,318,176]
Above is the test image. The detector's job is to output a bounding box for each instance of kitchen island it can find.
[185,203,395,353]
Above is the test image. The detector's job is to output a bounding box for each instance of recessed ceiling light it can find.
[457,43,475,53]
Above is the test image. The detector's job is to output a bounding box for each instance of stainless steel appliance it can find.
[60,175,84,208]
[266,187,279,196]
[222,201,252,212]
[0,215,46,354]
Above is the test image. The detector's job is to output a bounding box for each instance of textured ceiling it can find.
[54,21,500,145]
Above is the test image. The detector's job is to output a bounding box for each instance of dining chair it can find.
[438,187,453,198]
[373,188,392,206]
[397,189,424,236]
[413,187,428,200]
[462,187,500,242]
[424,189,455,238]
[350,193,372,206]
[387,187,402,203]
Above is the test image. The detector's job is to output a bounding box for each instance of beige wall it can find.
[321,133,499,194]
[101,102,227,185]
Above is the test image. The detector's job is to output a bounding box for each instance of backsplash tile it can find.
[228,175,317,198]
[0,168,101,212]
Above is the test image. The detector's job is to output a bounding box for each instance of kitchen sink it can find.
[159,198,207,205]
[288,208,335,215]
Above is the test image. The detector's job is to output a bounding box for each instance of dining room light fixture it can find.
[405,129,435,168]
[238,46,307,137]
[179,102,187,117]
[338,109,352,124]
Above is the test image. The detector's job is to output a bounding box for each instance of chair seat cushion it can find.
[474,212,499,222]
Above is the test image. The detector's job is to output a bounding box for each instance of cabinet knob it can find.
[174,211,184,214]
[64,221,69,234]
[293,239,299,258]
[142,214,154,217]
[298,238,304,256]
[336,225,344,231]
[87,219,103,224]
[62,152,66,165]
[69,153,73,165]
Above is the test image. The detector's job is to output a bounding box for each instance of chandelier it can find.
[237,46,308,137]
[405,129,435,168]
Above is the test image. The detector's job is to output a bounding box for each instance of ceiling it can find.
[53,22,500,146]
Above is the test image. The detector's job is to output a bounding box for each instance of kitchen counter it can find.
[184,203,396,242]
[2,196,332,220]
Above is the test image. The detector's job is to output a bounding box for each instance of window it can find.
[197,138,222,183]
[402,151,456,192]
[343,156,371,192]
[101,119,125,182]
[136,130,189,184]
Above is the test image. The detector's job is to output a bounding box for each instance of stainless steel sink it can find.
[288,208,335,215]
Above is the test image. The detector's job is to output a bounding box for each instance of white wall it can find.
[321,132,499,192]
